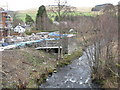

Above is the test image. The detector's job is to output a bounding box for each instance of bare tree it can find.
[85,5,118,87]
[49,0,75,59]
[71,5,118,87]
[12,11,24,27]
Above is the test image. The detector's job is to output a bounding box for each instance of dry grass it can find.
[2,48,56,88]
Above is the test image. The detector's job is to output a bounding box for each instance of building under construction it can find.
[0,8,13,42]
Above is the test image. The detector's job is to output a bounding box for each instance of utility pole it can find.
[58,0,62,60]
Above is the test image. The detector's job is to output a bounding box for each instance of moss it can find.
[27,79,37,88]
[92,78,106,86]
[45,67,54,74]
[116,64,120,67]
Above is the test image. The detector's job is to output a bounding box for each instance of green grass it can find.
[17,12,36,22]
[57,48,83,67]
[17,11,96,22]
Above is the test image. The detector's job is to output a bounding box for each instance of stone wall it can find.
[62,36,79,54]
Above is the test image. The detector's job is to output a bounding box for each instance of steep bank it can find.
[2,47,82,88]
[91,42,118,88]
[2,48,56,88]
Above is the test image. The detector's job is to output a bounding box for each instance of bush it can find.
[25,31,32,35]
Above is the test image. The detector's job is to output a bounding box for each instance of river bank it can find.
[40,46,92,88]
[1,47,82,88]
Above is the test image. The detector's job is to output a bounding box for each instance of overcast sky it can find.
[0,0,119,11]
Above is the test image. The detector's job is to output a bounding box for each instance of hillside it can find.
[18,6,92,13]
[76,7,92,12]
[17,6,96,22]
[17,8,37,22]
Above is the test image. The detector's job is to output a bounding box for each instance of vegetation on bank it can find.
[2,46,82,88]
[26,49,82,88]
[78,5,119,88]
[27,47,83,88]
[57,48,82,67]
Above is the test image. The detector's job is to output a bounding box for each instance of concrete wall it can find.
[32,36,79,55]
[62,36,79,54]
[68,36,79,54]
[62,37,68,54]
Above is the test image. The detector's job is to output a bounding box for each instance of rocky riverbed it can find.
[40,46,95,88]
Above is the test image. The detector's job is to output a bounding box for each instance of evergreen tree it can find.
[36,5,52,30]
[25,14,34,26]
[36,5,47,17]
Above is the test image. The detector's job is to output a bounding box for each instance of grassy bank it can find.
[57,48,83,67]
[2,47,82,88]
[28,47,83,88]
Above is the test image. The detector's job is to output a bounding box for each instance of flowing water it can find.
[40,46,96,88]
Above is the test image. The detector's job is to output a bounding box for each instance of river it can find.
[40,46,97,88]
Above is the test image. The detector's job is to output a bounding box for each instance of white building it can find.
[14,25,25,33]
